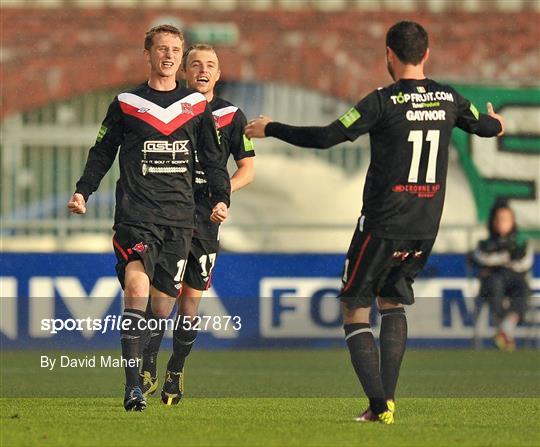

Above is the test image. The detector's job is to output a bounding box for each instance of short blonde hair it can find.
[181,44,218,70]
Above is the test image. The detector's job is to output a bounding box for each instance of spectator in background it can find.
[471,201,533,350]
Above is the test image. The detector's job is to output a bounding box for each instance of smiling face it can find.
[144,32,183,80]
[183,48,221,100]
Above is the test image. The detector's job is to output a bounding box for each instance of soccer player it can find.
[246,21,504,424]
[139,44,255,405]
[67,25,231,411]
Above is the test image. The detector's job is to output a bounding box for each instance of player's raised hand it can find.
[210,202,228,223]
[67,193,87,214]
[487,102,504,136]
[245,115,272,139]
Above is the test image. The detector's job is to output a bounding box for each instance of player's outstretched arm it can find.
[245,115,272,138]
[245,115,349,149]
[455,92,504,138]
[67,193,87,214]
[486,102,504,136]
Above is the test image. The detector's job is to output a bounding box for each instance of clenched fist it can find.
[67,193,86,214]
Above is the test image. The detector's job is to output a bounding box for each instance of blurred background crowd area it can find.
[1,0,539,253]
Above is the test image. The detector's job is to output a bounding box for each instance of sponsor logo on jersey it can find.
[390,91,454,105]
[96,125,107,142]
[416,86,426,93]
[142,166,188,176]
[392,183,441,198]
[137,107,149,113]
[142,140,189,159]
[339,107,361,128]
[411,101,441,109]
[141,141,190,176]
[243,135,254,152]
[469,103,480,120]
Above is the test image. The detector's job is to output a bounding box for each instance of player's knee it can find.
[180,283,204,299]
[124,282,149,299]
[151,305,174,319]
[181,305,198,319]
[124,262,149,298]
[149,290,176,318]
[179,292,202,318]
[341,302,370,324]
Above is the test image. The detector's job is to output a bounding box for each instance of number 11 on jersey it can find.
[407,130,440,183]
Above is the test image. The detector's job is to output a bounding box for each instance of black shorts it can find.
[338,227,435,309]
[183,237,220,291]
[112,222,192,298]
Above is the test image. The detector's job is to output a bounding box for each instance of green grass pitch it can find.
[1,349,539,446]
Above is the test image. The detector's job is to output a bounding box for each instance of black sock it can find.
[140,299,152,358]
[344,323,387,414]
[141,303,165,378]
[120,308,146,388]
[379,308,407,401]
[167,316,198,373]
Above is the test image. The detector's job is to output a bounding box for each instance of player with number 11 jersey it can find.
[246,20,504,424]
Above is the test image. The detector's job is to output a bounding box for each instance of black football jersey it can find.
[194,96,256,241]
[337,78,493,240]
[75,82,230,229]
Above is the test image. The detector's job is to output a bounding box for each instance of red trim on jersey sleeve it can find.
[214,110,237,130]
[119,100,206,136]
[342,233,372,293]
